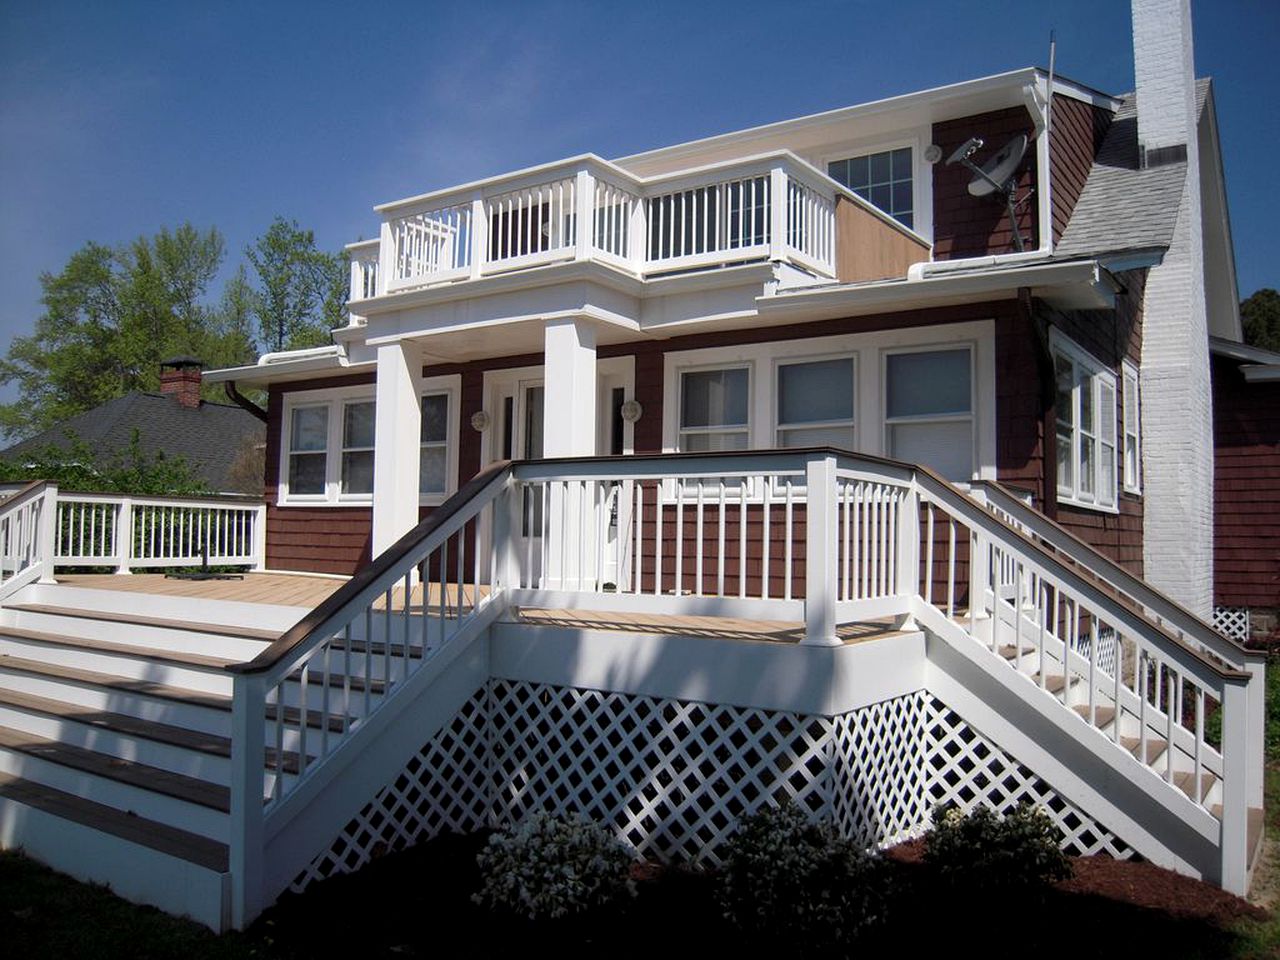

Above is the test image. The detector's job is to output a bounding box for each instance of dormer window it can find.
[828,148,914,229]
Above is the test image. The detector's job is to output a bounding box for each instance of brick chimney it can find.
[1131,0,1213,617]
[159,357,205,409]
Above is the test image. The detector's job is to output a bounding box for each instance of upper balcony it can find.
[346,151,930,316]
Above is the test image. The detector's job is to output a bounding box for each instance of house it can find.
[0,0,1268,933]
[1,358,267,496]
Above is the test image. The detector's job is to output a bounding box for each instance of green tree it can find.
[1241,288,1280,353]
[0,224,257,442]
[0,432,208,496]
[246,217,348,352]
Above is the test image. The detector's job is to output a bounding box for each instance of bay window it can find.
[1053,333,1118,510]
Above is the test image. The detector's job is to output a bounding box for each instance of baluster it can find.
[783,478,794,602]
[1139,652,1149,766]
[1194,688,1205,804]
[403,571,412,683]
[946,516,956,620]
[634,481,644,595]
[738,479,747,599]
[674,478,684,597]
[1089,617,1099,726]
[695,479,705,595]
[841,481,852,601]
[298,664,309,776]
[1165,669,1175,784]
[1113,632,1123,744]
[716,478,726,597]
[364,607,373,717]
[924,502,934,606]
[761,477,771,600]
[654,480,663,596]
[320,645,331,759]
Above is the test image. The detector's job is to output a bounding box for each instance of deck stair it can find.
[0,581,410,930]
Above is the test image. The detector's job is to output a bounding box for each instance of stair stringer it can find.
[257,613,496,905]
[915,600,1222,883]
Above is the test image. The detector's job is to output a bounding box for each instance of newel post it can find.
[895,482,920,630]
[1245,656,1266,809]
[229,671,266,928]
[803,455,840,647]
[251,504,268,572]
[114,497,133,575]
[492,474,523,598]
[37,483,59,584]
[1219,677,1249,896]
[768,166,788,262]
[469,191,486,280]
[574,168,595,260]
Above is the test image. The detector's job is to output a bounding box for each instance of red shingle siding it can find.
[1048,95,1112,246]
[932,107,1039,259]
[1213,356,1280,607]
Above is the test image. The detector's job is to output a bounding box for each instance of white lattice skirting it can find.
[293,683,1132,890]
[1213,606,1251,643]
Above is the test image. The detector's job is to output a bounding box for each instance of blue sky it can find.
[2,0,1277,375]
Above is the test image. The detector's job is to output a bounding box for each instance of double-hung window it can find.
[287,405,329,496]
[1122,361,1141,493]
[340,400,376,496]
[678,367,750,451]
[884,348,973,481]
[1053,333,1118,510]
[828,148,914,228]
[776,356,855,449]
[420,392,450,497]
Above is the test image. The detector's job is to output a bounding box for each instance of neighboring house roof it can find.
[0,392,265,492]
[1056,79,1211,260]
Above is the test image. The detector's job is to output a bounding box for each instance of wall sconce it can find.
[470,410,491,433]
[620,400,643,423]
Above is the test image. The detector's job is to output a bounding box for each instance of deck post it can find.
[1219,676,1249,895]
[803,455,839,646]
[768,166,788,262]
[895,484,920,630]
[371,340,423,560]
[1244,656,1266,809]
[251,503,268,572]
[37,483,58,584]
[114,497,133,574]
[469,191,486,280]
[574,168,594,261]
[229,672,267,928]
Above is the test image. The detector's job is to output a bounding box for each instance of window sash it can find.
[679,366,750,452]
[775,356,855,449]
[884,348,974,481]
[420,392,450,496]
[1122,364,1141,493]
[1053,339,1118,510]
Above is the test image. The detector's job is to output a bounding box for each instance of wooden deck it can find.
[54,573,908,646]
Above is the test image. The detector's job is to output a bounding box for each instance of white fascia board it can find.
[1209,336,1280,365]
[756,260,1115,321]
[614,69,1118,174]
[1242,365,1280,383]
[344,238,379,253]
[203,355,375,389]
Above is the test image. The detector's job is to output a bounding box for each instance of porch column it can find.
[371,340,422,558]
[542,317,597,457]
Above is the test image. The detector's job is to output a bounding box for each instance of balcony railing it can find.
[353,153,844,300]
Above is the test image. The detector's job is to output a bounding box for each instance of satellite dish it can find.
[946,137,984,167]
[967,134,1029,197]
[923,143,944,164]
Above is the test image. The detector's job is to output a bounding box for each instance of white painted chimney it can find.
[1132,0,1199,164]
[1131,0,1214,618]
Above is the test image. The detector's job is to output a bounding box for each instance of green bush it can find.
[473,811,635,920]
[717,803,892,950]
[924,803,1070,893]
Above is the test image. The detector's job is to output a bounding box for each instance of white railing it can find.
[53,493,266,572]
[225,450,1259,924]
[347,240,381,309]
[370,153,848,296]
[0,481,57,602]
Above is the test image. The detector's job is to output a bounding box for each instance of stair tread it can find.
[1032,673,1076,695]
[5,603,281,643]
[1072,704,1117,727]
[0,686,307,773]
[0,772,228,872]
[1172,769,1218,802]
[1120,734,1169,763]
[0,654,232,710]
[0,625,237,671]
[1209,806,1266,869]
[0,724,229,812]
[0,654,344,733]
[998,643,1035,659]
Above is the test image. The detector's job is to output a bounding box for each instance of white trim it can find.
[1050,329,1119,513]
[1122,360,1142,495]
[660,321,996,479]
[815,133,928,240]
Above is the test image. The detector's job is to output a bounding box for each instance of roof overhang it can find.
[755,258,1118,324]
[204,347,375,391]
[1210,336,1280,382]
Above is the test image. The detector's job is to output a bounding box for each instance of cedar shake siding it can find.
[932,107,1039,259]
[1048,94,1113,246]
[1212,355,1280,610]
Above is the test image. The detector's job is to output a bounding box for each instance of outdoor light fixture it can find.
[470,410,491,432]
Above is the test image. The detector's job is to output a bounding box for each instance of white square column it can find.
[542,317,597,457]
[372,340,422,558]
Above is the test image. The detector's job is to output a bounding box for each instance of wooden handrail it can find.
[228,460,512,676]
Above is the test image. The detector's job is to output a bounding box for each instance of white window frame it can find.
[1122,360,1141,495]
[418,374,461,506]
[660,321,996,479]
[278,377,461,507]
[338,397,376,499]
[774,353,857,449]
[1051,330,1119,513]
[881,344,977,482]
[676,362,753,453]
[813,129,932,241]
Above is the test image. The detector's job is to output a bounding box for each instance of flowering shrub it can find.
[716,803,891,949]
[473,811,635,920]
[924,803,1070,892]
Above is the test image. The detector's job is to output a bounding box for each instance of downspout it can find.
[224,382,268,424]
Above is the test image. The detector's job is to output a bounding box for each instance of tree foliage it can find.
[1241,288,1280,353]
[0,224,257,441]
[0,432,208,496]
[245,217,347,353]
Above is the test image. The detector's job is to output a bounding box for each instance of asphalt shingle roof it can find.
[1,393,265,493]
[1055,79,1210,260]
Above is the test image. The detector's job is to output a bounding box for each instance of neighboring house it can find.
[207,3,1263,639]
[3,358,267,495]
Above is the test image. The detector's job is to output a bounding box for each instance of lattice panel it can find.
[291,688,491,890]
[922,695,1132,858]
[1070,625,1119,678]
[830,692,928,847]
[487,679,832,864]
[1213,606,1251,643]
